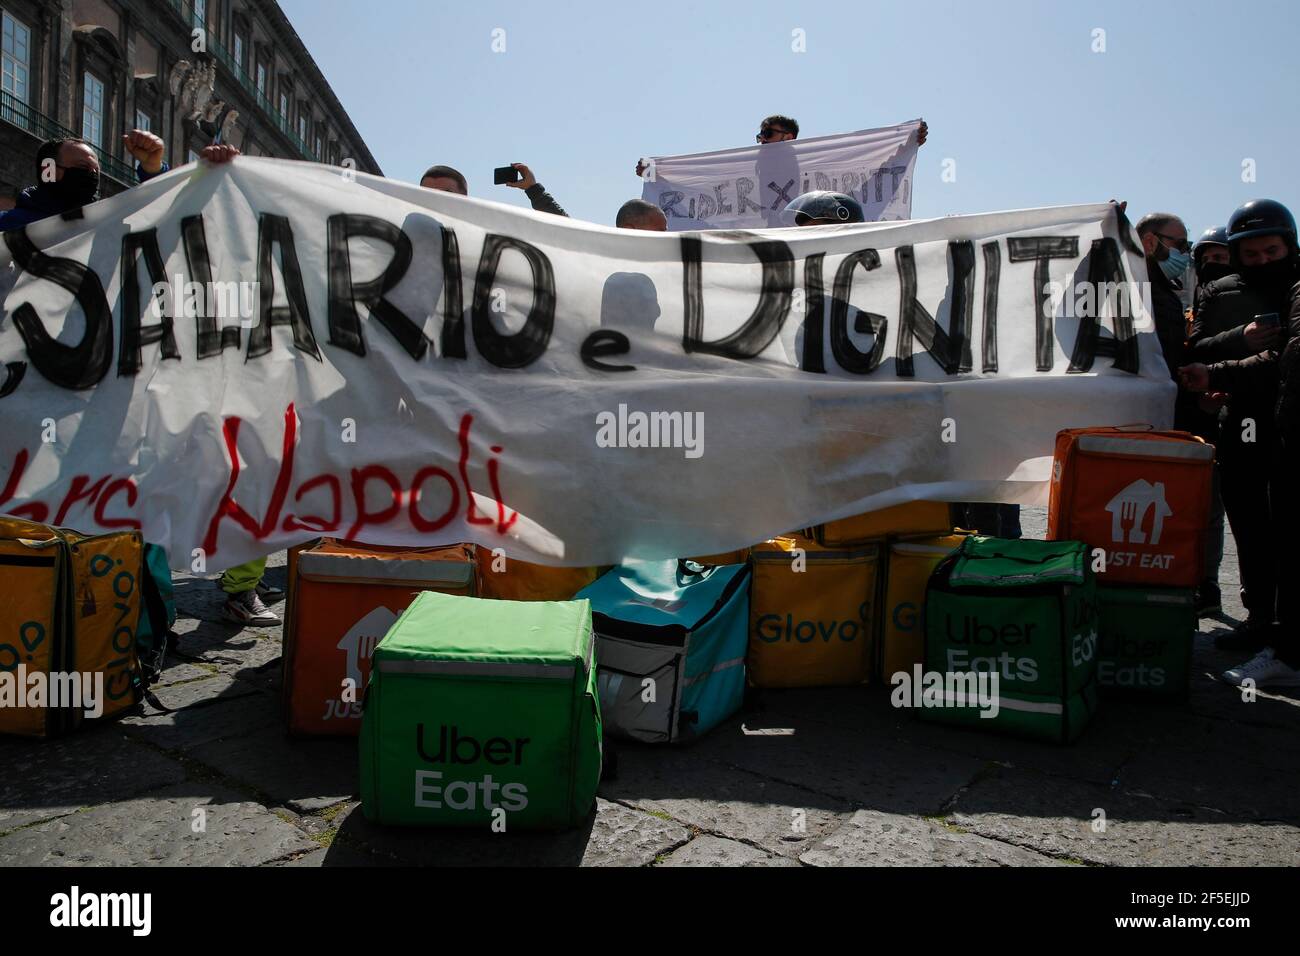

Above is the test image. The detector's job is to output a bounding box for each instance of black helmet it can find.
[1226,199,1296,247]
[782,190,865,226]
[1193,226,1228,263]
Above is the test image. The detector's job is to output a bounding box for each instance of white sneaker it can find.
[1223,648,1300,688]
[222,590,281,627]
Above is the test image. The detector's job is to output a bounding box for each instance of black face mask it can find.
[54,167,100,207]
[1196,261,1234,286]
[1238,256,1298,293]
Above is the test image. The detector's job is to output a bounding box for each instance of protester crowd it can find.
[2,114,1297,691]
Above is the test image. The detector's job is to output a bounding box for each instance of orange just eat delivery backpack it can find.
[1048,427,1214,588]
[282,539,478,735]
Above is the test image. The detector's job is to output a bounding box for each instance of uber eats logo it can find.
[756,601,870,644]
[943,614,1039,681]
[1098,631,1167,687]
[413,724,529,812]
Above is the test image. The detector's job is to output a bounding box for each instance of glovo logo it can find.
[756,601,870,644]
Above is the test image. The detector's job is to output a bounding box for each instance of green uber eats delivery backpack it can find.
[360,591,602,830]
[922,537,1100,744]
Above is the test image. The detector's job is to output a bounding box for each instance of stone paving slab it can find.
[119,677,281,753]
[659,835,800,867]
[0,783,318,866]
[0,731,187,833]
[274,843,401,867]
[800,809,1067,867]
[948,767,1300,866]
[330,798,690,867]
[153,660,220,688]
[691,707,989,815]
[172,619,285,679]
[187,724,357,813]
[601,745,850,857]
[1114,744,1300,822]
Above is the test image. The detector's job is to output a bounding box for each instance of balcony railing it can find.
[166,0,319,161]
[0,90,138,184]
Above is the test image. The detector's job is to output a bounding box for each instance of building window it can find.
[278,90,287,119]
[82,71,105,147]
[1,10,31,106]
[135,109,151,132]
[314,135,322,160]
[256,62,266,96]
[233,33,244,71]
[193,0,207,31]
[297,112,306,143]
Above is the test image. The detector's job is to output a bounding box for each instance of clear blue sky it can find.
[281,0,1299,238]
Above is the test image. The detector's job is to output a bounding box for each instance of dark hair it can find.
[36,137,89,176]
[1135,212,1183,238]
[761,114,799,137]
[616,198,665,228]
[420,164,468,194]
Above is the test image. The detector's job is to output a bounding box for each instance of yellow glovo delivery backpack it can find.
[879,533,971,681]
[0,516,157,738]
[811,501,956,547]
[748,533,880,687]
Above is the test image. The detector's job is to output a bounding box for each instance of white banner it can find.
[0,158,1171,571]
[641,121,921,231]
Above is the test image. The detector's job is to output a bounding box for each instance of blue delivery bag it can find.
[576,559,750,743]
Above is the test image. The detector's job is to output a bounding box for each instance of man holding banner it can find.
[638,116,928,231]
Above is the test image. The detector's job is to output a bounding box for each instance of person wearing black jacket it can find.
[1136,213,1193,387]
[1136,213,1224,614]
[419,162,568,217]
[500,162,567,217]
[1180,199,1300,688]
[1186,227,1233,616]
[0,131,236,233]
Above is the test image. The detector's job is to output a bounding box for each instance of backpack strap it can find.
[132,564,175,713]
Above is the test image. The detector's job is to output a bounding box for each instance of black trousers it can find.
[1270,439,1300,663]
[1219,427,1278,624]
[957,503,1022,539]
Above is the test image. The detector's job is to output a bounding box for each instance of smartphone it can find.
[1255,312,1281,328]
[493,165,521,185]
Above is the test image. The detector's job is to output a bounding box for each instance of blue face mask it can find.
[1160,247,1191,280]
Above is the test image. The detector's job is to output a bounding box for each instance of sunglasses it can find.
[756,127,790,142]
[1155,232,1191,253]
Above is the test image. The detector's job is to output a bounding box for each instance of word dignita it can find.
[0,209,1143,396]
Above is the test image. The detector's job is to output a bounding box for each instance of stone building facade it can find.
[0,0,379,203]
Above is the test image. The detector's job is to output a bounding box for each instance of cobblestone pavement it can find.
[2,509,1297,867]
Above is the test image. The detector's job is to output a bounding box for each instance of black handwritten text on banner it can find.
[0,158,1172,570]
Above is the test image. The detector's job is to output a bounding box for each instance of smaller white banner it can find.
[641,120,921,231]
